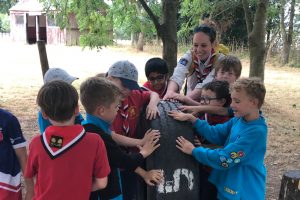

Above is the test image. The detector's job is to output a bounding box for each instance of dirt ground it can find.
[0,37,299,199]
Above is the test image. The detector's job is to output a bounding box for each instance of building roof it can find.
[9,0,44,13]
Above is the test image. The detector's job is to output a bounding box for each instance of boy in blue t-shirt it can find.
[37,68,84,133]
[169,77,267,200]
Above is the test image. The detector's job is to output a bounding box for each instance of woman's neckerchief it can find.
[192,48,217,83]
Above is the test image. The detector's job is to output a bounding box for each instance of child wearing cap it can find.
[141,57,169,99]
[37,68,84,133]
[0,108,29,200]
[25,80,110,199]
[169,77,267,200]
[106,60,160,200]
[80,77,162,200]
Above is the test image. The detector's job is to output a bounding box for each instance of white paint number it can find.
[157,168,194,194]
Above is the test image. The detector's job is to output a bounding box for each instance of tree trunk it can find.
[279,170,300,200]
[280,0,296,65]
[131,32,135,47]
[136,32,144,51]
[242,0,268,81]
[37,40,49,78]
[161,0,178,75]
[138,0,179,75]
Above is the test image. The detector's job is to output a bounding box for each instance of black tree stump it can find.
[279,170,300,200]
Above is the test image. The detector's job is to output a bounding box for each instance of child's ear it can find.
[95,105,105,117]
[74,104,79,115]
[41,111,49,119]
[219,98,227,106]
[251,98,259,107]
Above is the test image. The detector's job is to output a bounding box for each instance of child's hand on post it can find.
[168,110,197,123]
[141,129,160,145]
[171,93,187,103]
[142,169,164,186]
[146,104,160,120]
[163,90,178,100]
[179,105,202,115]
[176,136,195,155]
[138,135,160,158]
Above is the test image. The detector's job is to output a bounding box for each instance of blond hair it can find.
[231,77,266,109]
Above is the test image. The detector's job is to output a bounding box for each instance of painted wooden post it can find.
[279,170,300,200]
[146,101,199,200]
[37,40,49,78]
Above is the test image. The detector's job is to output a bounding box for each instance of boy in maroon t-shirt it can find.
[24,81,110,200]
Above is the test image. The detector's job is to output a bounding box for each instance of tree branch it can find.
[137,0,162,37]
[242,0,253,35]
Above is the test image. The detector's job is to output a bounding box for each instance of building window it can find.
[15,15,24,25]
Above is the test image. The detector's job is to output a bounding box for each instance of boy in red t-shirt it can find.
[141,57,169,99]
[24,81,110,200]
[106,60,160,200]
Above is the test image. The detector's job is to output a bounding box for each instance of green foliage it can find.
[0,13,10,32]
[178,0,209,41]
[41,0,112,49]
[78,10,112,48]
[178,0,248,45]
[110,0,160,41]
[0,0,17,15]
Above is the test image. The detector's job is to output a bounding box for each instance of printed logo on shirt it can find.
[49,135,63,149]
[224,187,237,195]
[179,58,188,66]
[0,127,3,142]
[128,106,138,120]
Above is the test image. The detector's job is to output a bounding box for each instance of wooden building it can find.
[9,0,80,45]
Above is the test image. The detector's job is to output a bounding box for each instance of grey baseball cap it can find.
[107,60,140,90]
[43,68,78,84]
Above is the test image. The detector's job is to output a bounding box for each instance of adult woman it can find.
[163,25,224,101]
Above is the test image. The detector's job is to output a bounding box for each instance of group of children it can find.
[1,24,267,200]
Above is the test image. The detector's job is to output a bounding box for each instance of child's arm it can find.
[169,110,230,146]
[24,178,34,200]
[178,125,267,171]
[92,177,108,191]
[103,132,159,170]
[187,88,202,101]
[163,81,180,100]
[111,129,160,147]
[172,94,201,106]
[179,105,230,116]
[135,167,163,186]
[146,91,160,120]
[15,147,27,174]
[168,110,198,123]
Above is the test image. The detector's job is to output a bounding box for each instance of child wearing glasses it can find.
[169,77,267,200]
[177,55,242,118]
[142,57,169,99]
[197,80,231,125]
